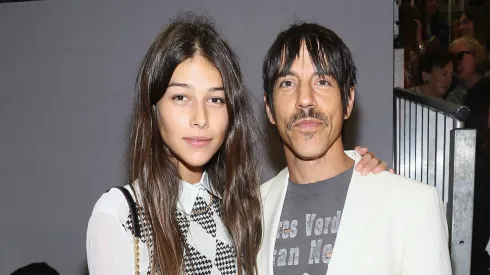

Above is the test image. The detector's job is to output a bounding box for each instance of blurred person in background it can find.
[454,7,489,60]
[418,0,449,49]
[463,78,490,275]
[446,36,490,104]
[409,49,454,98]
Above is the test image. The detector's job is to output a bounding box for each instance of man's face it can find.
[265,43,354,161]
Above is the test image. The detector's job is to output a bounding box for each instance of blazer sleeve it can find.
[402,187,452,275]
[86,212,134,275]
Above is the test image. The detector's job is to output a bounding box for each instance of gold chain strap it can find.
[133,235,140,275]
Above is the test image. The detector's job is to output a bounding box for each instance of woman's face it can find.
[424,62,454,97]
[157,55,229,177]
[450,41,476,81]
[458,14,474,37]
[426,0,440,15]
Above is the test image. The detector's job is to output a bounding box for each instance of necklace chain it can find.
[178,191,215,216]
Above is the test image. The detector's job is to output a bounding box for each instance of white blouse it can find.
[86,172,238,275]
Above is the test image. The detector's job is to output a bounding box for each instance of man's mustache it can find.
[286,109,329,130]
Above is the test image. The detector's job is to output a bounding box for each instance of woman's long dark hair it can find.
[128,14,262,275]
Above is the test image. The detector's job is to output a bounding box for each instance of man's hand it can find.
[354,146,395,176]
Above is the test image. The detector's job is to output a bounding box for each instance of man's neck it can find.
[285,138,355,184]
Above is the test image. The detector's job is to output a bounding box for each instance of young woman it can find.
[86,15,387,275]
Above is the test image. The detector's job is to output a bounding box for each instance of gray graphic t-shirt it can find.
[273,167,353,275]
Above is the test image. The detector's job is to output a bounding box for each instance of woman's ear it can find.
[421,71,431,83]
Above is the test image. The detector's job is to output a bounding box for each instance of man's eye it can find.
[318,79,329,86]
[280,81,294,88]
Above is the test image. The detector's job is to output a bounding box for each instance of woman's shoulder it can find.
[407,86,422,93]
[468,76,490,99]
[90,185,135,223]
[476,75,490,87]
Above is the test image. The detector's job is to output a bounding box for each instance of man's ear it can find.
[344,87,356,119]
[264,94,276,125]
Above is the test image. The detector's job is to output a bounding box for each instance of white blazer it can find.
[258,151,452,275]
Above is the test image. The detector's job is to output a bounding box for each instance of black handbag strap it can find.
[108,186,142,238]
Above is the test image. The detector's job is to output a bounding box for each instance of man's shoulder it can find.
[260,168,288,199]
[260,175,278,200]
[358,171,438,200]
[260,167,439,203]
[260,176,275,191]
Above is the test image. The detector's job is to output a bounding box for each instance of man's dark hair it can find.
[262,22,357,116]
[417,49,454,83]
[11,262,60,275]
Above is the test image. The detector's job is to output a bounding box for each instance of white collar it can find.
[177,171,219,215]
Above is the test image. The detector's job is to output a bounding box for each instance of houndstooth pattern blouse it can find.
[86,172,238,274]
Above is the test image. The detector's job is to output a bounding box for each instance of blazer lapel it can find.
[259,151,368,275]
[327,153,370,275]
[259,168,289,274]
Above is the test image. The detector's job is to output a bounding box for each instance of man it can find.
[258,23,451,275]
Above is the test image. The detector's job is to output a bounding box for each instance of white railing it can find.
[393,87,476,275]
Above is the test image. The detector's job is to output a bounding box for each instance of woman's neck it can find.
[420,84,442,98]
[178,162,203,184]
[465,73,482,89]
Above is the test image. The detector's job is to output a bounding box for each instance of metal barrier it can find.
[393,88,476,275]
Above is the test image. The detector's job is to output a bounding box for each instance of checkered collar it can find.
[177,171,220,215]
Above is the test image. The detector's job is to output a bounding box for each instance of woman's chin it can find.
[178,155,214,171]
